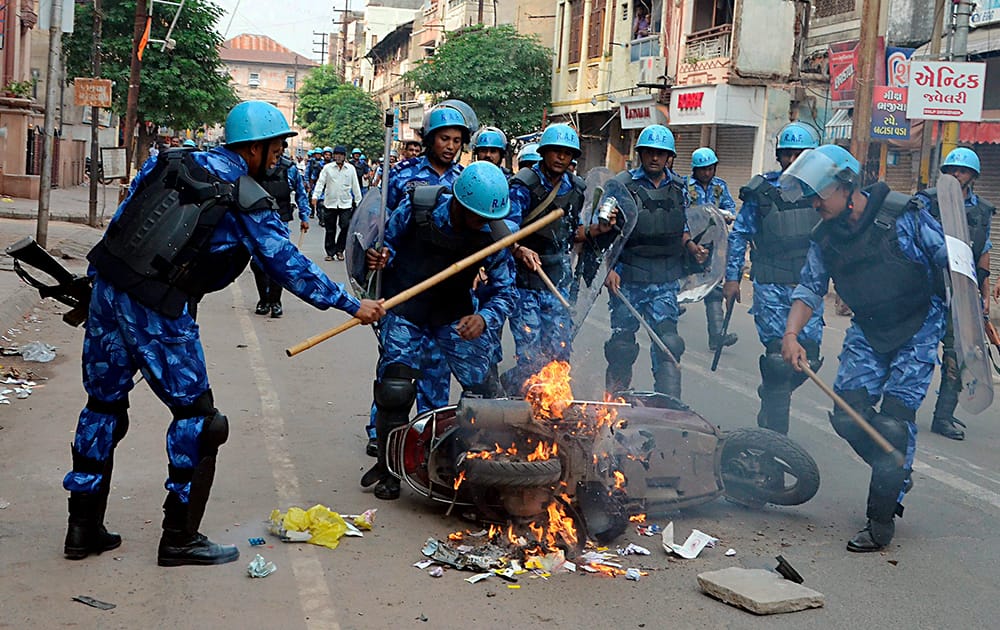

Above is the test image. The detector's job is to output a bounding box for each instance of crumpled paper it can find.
[247,554,277,578]
[269,505,353,549]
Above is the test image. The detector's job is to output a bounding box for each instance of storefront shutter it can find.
[671,128,701,176]
[714,126,757,191]
[971,144,1000,278]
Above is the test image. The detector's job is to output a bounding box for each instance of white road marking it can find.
[584,315,1000,513]
[233,282,341,630]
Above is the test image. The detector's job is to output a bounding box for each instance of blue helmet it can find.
[779,144,861,203]
[777,122,820,150]
[538,123,581,157]
[635,125,676,154]
[421,106,470,139]
[351,147,362,155]
[691,147,719,168]
[224,101,297,145]
[940,147,980,175]
[452,161,510,220]
[182,139,197,148]
[437,99,479,133]
[323,146,334,154]
[517,143,542,164]
[473,127,507,152]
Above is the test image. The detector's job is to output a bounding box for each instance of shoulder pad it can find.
[613,170,633,185]
[512,167,540,189]
[881,191,913,218]
[739,174,770,201]
[236,175,278,213]
[410,184,447,213]
[979,198,996,215]
[489,219,513,241]
[571,174,586,192]
[920,187,938,201]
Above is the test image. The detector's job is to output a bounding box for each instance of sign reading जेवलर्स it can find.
[73,78,113,108]
[905,61,986,122]
[870,86,910,140]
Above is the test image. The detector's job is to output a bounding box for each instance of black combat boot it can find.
[847,518,895,552]
[652,361,682,400]
[255,300,270,315]
[931,376,965,440]
[64,493,122,559]
[706,298,737,351]
[157,493,239,567]
[757,383,791,435]
[270,301,283,318]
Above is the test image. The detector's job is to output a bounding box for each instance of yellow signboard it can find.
[73,78,113,108]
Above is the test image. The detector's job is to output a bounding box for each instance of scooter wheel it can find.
[720,428,820,507]
[462,458,562,488]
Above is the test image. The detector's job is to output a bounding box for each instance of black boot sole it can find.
[157,548,240,567]
[374,478,401,500]
[64,540,122,560]
[931,424,965,440]
[360,465,384,488]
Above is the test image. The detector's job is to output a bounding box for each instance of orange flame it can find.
[612,470,626,490]
[524,361,573,419]
[629,513,647,523]
[453,470,466,491]
[526,441,558,462]
[448,530,464,541]
[588,564,628,577]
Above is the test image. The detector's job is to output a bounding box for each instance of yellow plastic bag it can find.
[268,504,349,550]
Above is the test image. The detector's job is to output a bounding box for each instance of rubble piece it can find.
[697,568,825,615]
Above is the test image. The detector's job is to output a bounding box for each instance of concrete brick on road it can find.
[698,567,825,615]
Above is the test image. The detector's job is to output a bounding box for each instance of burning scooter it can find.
[385,361,820,545]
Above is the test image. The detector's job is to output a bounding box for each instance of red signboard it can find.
[676,91,705,110]
[828,37,886,110]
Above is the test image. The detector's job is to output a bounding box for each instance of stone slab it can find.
[697,567,825,615]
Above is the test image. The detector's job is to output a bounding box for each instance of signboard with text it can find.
[620,98,664,129]
[906,61,986,122]
[871,87,910,140]
[73,78,113,108]
[971,0,1000,28]
[828,40,858,109]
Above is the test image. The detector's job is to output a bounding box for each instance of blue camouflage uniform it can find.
[686,175,739,348]
[607,167,689,396]
[365,156,464,441]
[65,147,362,501]
[791,189,948,525]
[726,171,825,434]
[288,159,310,220]
[377,191,515,389]
[505,164,581,390]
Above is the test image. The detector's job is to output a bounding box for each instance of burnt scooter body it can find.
[385,392,820,541]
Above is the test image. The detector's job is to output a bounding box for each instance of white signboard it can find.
[619,98,663,129]
[971,0,1000,28]
[906,61,986,122]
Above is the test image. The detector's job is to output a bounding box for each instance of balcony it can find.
[677,23,732,85]
[630,34,660,62]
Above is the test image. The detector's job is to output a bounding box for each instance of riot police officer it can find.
[63,101,385,566]
[361,162,516,500]
[604,125,707,398]
[516,143,542,170]
[252,152,311,317]
[685,147,739,351]
[781,145,949,552]
[912,147,994,440]
[471,127,513,178]
[504,124,612,393]
[723,122,824,434]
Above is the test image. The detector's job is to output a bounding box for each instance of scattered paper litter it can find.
[617,543,651,556]
[725,548,737,557]
[413,560,435,570]
[662,521,719,559]
[247,554,277,578]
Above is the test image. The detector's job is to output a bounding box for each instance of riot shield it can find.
[569,167,616,303]
[678,203,729,304]
[345,189,382,298]
[570,178,638,340]
[937,174,994,413]
[581,167,614,225]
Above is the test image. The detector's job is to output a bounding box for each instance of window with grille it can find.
[814,0,856,19]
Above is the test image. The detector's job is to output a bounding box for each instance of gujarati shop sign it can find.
[870,87,910,140]
[906,61,986,122]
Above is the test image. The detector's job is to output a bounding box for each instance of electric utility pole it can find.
[36,0,64,248]
[89,0,103,227]
[124,0,148,179]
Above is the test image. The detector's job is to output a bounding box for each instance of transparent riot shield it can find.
[569,167,616,303]
[678,203,729,304]
[937,174,994,413]
[345,189,382,299]
[570,178,638,340]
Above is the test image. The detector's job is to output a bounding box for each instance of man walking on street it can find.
[686,147,739,351]
[724,122,825,435]
[63,101,384,567]
[911,147,994,440]
[312,145,361,261]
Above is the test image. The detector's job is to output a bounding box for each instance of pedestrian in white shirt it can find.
[312,145,362,261]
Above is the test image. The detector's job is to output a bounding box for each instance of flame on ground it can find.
[524,360,573,419]
[629,513,647,523]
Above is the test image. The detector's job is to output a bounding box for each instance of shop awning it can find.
[913,23,1000,58]
[824,109,852,140]
[929,120,1000,144]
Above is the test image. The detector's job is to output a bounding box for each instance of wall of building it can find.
[732,0,795,78]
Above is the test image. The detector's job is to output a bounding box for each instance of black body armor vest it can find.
[384,186,495,327]
[88,150,276,318]
[812,183,933,354]
[261,157,293,221]
[920,187,995,260]
[615,170,687,284]
[740,174,819,285]
[511,168,584,289]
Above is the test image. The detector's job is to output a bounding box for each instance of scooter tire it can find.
[720,428,820,507]
[463,458,562,488]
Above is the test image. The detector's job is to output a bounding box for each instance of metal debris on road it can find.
[247,554,277,578]
[72,596,116,610]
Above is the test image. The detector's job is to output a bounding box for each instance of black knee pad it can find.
[872,397,915,452]
[653,320,684,360]
[759,352,793,387]
[829,388,874,444]
[170,389,215,421]
[87,395,130,445]
[605,334,640,367]
[200,411,230,453]
[374,363,419,413]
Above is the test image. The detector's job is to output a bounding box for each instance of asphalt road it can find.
[0,226,997,629]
